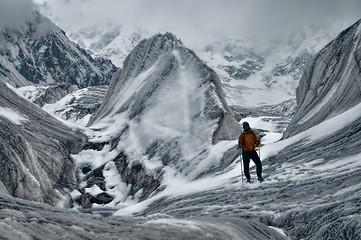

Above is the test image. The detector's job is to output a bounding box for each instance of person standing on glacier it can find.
[238,121,263,183]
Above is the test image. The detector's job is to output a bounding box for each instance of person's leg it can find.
[242,151,251,181]
[250,151,263,180]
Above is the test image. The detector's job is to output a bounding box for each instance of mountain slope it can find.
[0,81,86,204]
[285,19,361,137]
[0,11,117,88]
[17,84,108,126]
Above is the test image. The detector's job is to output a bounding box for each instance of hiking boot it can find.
[258,177,264,182]
[246,178,251,183]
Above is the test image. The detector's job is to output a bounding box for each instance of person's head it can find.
[243,121,250,131]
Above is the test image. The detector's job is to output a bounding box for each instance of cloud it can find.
[38,0,361,50]
[0,0,35,30]
[239,0,361,35]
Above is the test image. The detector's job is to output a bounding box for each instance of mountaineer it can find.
[238,121,263,183]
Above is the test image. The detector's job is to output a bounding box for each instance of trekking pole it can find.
[240,150,244,185]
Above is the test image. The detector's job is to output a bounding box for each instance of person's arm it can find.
[254,133,260,147]
[238,134,244,149]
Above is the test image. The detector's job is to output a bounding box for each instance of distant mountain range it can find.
[39,9,345,111]
[0,11,117,88]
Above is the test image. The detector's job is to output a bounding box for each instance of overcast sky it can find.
[0,0,34,30]
[31,0,360,48]
[1,0,360,49]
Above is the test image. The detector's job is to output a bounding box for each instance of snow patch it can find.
[268,226,288,237]
[85,185,103,196]
[0,107,28,125]
[103,161,130,205]
[72,145,118,170]
[262,101,361,159]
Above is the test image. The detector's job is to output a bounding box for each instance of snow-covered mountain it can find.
[0,11,117,88]
[70,32,241,207]
[197,38,313,108]
[39,11,343,110]
[285,19,361,137]
[65,24,144,68]
[194,23,347,109]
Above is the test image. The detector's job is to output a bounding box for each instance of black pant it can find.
[242,150,262,180]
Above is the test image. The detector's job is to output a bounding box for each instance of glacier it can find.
[0,6,361,239]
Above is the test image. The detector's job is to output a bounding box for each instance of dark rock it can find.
[113,152,161,201]
[90,192,113,205]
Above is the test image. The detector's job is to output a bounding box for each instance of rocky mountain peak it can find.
[90,32,240,142]
[117,32,184,80]
[75,32,241,204]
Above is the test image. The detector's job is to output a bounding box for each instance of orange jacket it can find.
[238,129,259,151]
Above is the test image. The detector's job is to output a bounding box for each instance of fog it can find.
[37,1,361,28]
[2,0,360,49]
[0,0,34,30]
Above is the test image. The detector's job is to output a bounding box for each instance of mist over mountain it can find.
[36,0,361,109]
[37,0,361,51]
[0,0,34,31]
[0,10,117,88]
